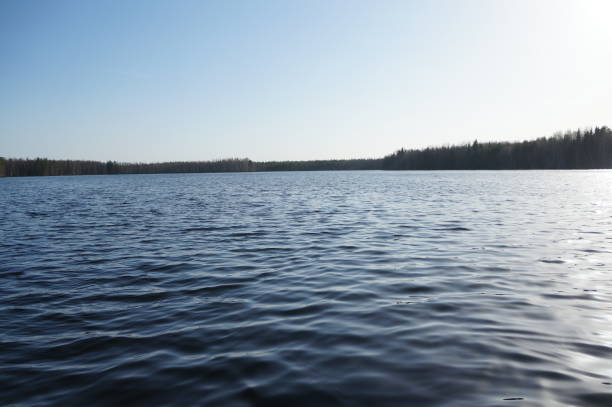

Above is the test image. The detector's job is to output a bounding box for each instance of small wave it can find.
[228,231,267,238]
[183,226,235,232]
[436,226,471,231]
[576,392,612,406]
[25,211,49,217]
[539,259,565,264]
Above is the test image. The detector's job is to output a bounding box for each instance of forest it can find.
[0,157,379,177]
[382,127,612,170]
[256,159,382,172]
[0,158,255,177]
[2,127,611,177]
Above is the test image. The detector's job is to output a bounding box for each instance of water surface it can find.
[2,171,612,406]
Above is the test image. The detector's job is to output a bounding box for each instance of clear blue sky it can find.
[1,0,610,162]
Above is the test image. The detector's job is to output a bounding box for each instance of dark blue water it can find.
[2,171,612,406]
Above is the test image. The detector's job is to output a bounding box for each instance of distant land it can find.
[1,127,611,177]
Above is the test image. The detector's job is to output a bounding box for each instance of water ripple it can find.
[2,171,612,406]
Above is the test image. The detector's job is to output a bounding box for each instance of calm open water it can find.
[2,171,612,406]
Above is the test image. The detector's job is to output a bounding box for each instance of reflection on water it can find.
[1,170,612,406]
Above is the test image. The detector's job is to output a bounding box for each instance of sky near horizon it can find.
[1,0,611,162]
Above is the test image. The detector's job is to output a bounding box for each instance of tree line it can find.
[2,127,611,177]
[256,159,382,172]
[382,126,612,170]
[0,157,380,177]
[0,158,255,177]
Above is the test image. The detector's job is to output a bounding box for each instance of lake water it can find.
[2,171,612,406]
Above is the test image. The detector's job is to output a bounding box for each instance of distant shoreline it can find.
[2,126,611,177]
